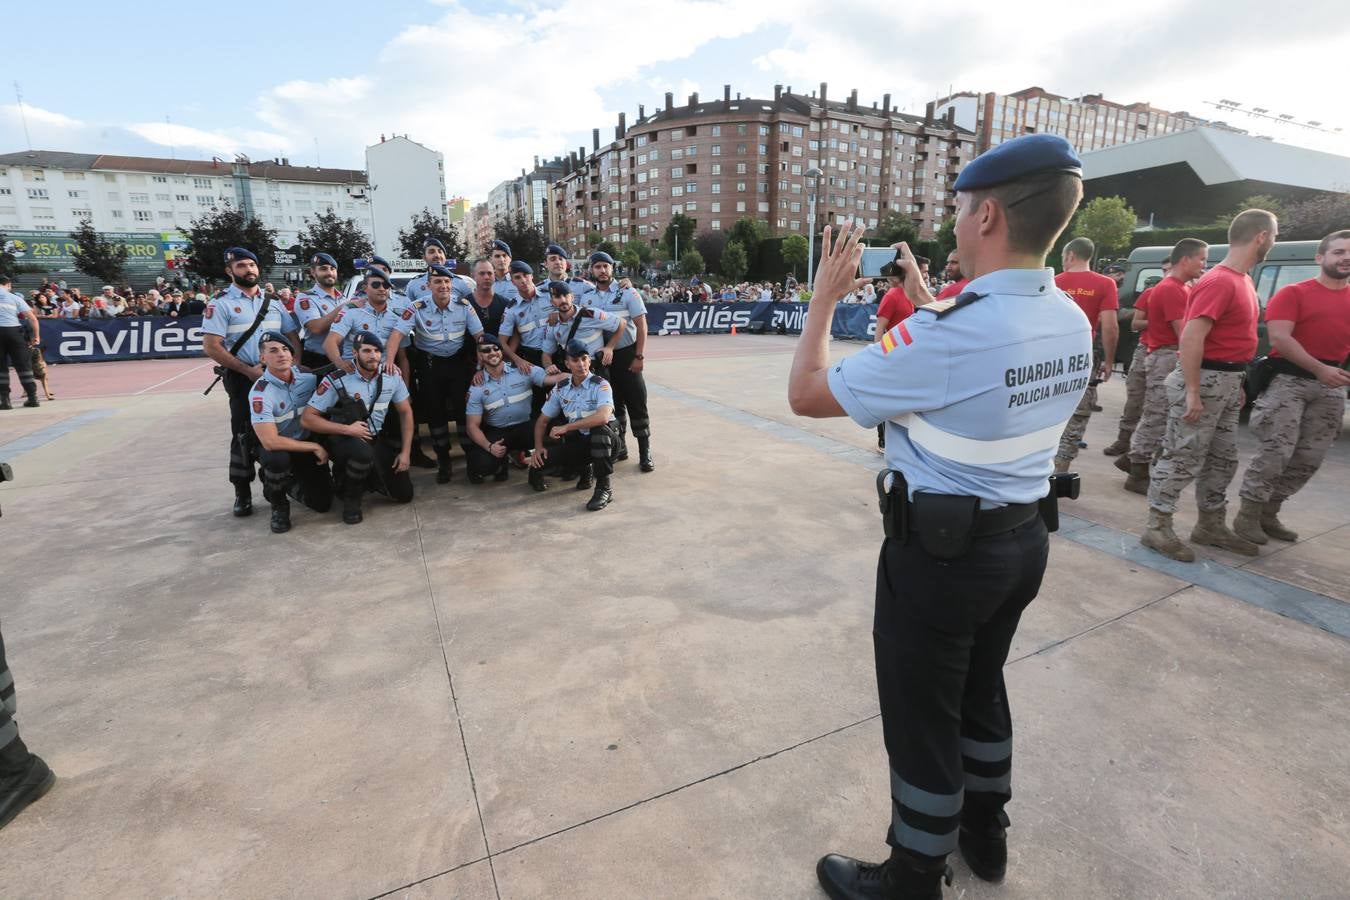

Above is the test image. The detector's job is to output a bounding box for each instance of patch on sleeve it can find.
[334,310,344,322]
[252,397,264,413]
[316,379,329,396]
[401,307,414,320]
[299,298,311,311]
[204,304,214,319]
[880,322,912,354]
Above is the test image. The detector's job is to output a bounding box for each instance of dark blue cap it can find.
[547,281,572,296]
[310,252,337,268]
[589,251,615,266]
[564,339,590,358]
[224,247,257,263]
[490,239,512,255]
[364,268,390,283]
[258,330,291,348]
[368,255,392,271]
[509,260,533,275]
[545,243,567,258]
[952,134,1082,192]
[478,333,502,348]
[351,331,383,350]
[428,263,455,278]
[423,238,446,252]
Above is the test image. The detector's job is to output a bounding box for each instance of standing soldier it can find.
[1052,237,1118,473]
[201,248,299,517]
[529,339,622,510]
[1142,211,1277,561]
[293,252,353,370]
[789,135,1090,897]
[324,269,413,373]
[579,250,654,471]
[464,335,566,486]
[1122,242,1206,493]
[539,282,622,377]
[0,274,40,409]
[1104,259,1171,457]
[467,258,514,341]
[0,619,54,830]
[405,238,472,303]
[488,239,522,304]
[543,243,592,295]
[1234,230,1350,544]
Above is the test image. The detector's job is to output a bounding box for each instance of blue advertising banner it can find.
[646,301,878,341]
[41,316,207,363]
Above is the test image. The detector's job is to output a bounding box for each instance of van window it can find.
[1133,267,1163,296]
[1255,265,1319,306]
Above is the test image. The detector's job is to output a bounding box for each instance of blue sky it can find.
[4,0,1346,201]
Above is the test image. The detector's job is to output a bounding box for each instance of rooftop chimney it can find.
[578,145,585,162]
[689,91,698,106]
[665,91,674,111]
[380,134,386,142]
[723,84,731,109]
[774,84,782,101]
[617,112,627,139]
[593,128,600,151]
[848,89,858,111]
[883,93,891,113]
[639,103,646,120]
[820,82,828,105]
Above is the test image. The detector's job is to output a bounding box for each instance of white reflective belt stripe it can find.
[483,398,506,411]
[421,331,449,340]
[372,401,390,411]
[568,407,597,421]
[517,320,536,333]
[225,323,251,335]
[507,391,531,404]
[581,332,602,347]
[272,411,296,424]
[891,412,1064,465]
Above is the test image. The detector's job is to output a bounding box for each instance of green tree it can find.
[297,209,374,279]
[587,231,604,248]
[397,208,466,264]
[662,213,696,258]
[629,240,654,263]
[727,218,770,259]
[693,229,727,274]
[875,211,919,247]
[1070,196,1136,258]
[720,240,749,281]
[490,211,548,267]
[0,233,18,280]
[1211,194,1288,227]
[184,206,278,283]
[70,219,129,284]
[1275,191,1350,240]
[781,234,809,278]
[595,239,621,259]
[619,246,643,272]
[677,248,705,278]
[935,217,956,261]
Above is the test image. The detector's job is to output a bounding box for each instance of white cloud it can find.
[1,103,83,129]
[125,122,294,158]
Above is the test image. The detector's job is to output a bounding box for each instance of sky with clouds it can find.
[3,0,1345,202]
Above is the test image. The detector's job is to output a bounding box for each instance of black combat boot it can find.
[436,451,453,484]
[409,436,437,469]
[0,754,55,831]
[615,420,629,461]
[528,467,548,492]
[638,436,654,472]
[575,464,594,491]
[269,498,292,534]
[232,483,253,517]
[586,474,612,511]
[959,806,1010,882]
[342,496,363,524]
[816,849,952,899]
[494,461,510,482]
[0,392,11,411]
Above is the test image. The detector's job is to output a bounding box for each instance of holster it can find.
[911,491,980,560]
[1246,356,1276,400]
[1039,472,1081,533]
[876,469,909,541]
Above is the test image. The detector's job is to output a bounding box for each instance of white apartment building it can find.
[365,135,447,259]
[0,150,370,248]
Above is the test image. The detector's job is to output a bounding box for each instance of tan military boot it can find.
[1141,508,1195,561]
[1261,500,1299,542]
[1113,453,1132,473]
[1102,429,1131,456]
[1231,498,1269,545]
[1191,507,1260,556]
[1123,461,1151,495]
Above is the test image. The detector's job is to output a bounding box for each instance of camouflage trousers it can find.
[1148,368,1244,515]
[1239,374,1345,504]
[1116,341,1148,433]
[1056,382,1098,462]
[1128,347,1178,464]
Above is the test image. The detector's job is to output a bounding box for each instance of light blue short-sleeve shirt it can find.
[249,367,317,440]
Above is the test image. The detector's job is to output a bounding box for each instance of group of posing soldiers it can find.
[1051,216,1350,560]
[201,238,655,532]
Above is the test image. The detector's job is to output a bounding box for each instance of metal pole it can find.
[806,194,817,289]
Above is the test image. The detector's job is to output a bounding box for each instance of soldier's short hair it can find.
[1317,229,1350,255]
[1063,237,1095,262]
[1170,238,1208,265]
[968,171,1083,256]
[1227,209,1277,245]
[472,258,494,271]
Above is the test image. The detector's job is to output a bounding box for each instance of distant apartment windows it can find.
[26,188,48,199]
[736,201,746,212]
[133,210,152,222]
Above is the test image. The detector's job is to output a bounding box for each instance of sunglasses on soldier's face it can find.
[478,345,501,354]
[367,280,389,289]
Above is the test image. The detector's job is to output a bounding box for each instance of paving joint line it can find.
[1008,585,1194,666]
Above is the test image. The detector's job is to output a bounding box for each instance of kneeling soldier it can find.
[529,339,620,510]
[248,331,334,532]
[464,335,567,486]
[301,332,414,524]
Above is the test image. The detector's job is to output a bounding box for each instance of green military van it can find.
[1113,240,1321,368]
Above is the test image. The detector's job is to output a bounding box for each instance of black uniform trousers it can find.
[874,516,1048,860]
[465,421,535,478]
[551,422,618,477]
[608,344,650,442]
[257,446,334,512]
[516,346,549,419]
[300,349,331,371]
[415,348,474,456]
[327,428,414,505]
[0,327,36,401]
[223,370,257,487]
[0,621,31,772]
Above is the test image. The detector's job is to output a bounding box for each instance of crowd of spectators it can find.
[25,280,211,320]
[633,270,955,305]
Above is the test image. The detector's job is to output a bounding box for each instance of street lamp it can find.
[805,166,822,289]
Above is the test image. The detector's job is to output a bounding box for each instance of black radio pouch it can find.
[911,491,980,560]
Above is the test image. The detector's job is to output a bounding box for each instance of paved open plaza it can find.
[1,334,1348,899]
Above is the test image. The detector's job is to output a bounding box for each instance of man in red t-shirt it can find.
[1143,210,1278,561]
[935,250,969,300]
[1122,243,1207,491]
[870,257,929,449]
[1106,260,1172,457]
[1051,236,1119,472]
[1234,229,1350,544]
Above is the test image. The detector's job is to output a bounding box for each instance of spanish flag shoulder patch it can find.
[881,322,913,354]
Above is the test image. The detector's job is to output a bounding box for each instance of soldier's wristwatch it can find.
[635,354,644,359]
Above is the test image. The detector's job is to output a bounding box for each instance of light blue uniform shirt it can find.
[465,364,548,427]
[499,289,555,350]
[827,268,1092,505]
[492,275,522,305]
[248,366,317,440]
[308,368,410,434]
[540,308,621,357]
[579,283,647,350]
[409,296,484,357]
[201,286,297,366]
[405,271,473,304]
[328,299,414,360]
[0,288,32,328]
[293,284,346,354]
[541,374,617,435]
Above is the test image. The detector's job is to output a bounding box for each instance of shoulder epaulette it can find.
[929,291,987,318]
[252,378,268,391]
[414,299,426,309]
[588,374,604,385]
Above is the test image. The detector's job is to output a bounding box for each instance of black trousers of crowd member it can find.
[551,422,618,478]
[415,348,475,461]
[326,427,413,506]
[466,421,536,479]
[0,622,33,774]
[0,326,37,404]
[223,370,258,488]
[874,516,1049,861]
[257,446,334,512]
[608,344,650,447]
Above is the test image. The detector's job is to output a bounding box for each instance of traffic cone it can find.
[731,325,737,335]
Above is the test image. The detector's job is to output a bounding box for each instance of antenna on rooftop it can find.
[1203,99,1341,134]
[166,115,174,160]
[13,82,32,153]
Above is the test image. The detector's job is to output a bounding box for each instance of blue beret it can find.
[428,264,455,278]
[589,251,615,266]
[368,255,392,271]
[310,252,337,268]
[364,268,390,283]
[478,333,502,348]
[490,239,512,255]
[509,260,533,275]
[546,243,567,258]
[547,280,572,296]
[952,134,1082,192]
[351,331,383,350]
[564,339,590,358]
[257,330,291,348]
[423,238,446,252]
[224,247,257,264]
